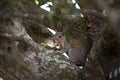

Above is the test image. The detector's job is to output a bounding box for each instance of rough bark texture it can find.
[0,0,120,80]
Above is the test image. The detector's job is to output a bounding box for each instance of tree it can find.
[0,0,120,80]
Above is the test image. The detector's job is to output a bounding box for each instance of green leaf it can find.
[24,0,34,4]
[38,0,49,5]
[54,8,62,15]
[53,15,61,22]
[69,4,78,14]
[64,31,71,43]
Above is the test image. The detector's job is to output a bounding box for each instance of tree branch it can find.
[0,33,39,53]
[78,9,105,18]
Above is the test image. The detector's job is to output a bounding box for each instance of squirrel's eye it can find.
[59,35,62,38]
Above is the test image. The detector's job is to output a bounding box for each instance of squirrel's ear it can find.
[58,31,64,36]
[60,30,64,36]
[62,32,64,36]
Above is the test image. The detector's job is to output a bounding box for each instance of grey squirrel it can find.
[53,32,88,67]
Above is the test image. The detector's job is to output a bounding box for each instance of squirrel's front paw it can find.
[55,50,63,54]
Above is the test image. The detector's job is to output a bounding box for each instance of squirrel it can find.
[53,32,88,67]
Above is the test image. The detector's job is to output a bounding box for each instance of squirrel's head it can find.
[53,32,65,49]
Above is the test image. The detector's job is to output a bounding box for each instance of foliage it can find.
[0,0,120,80]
